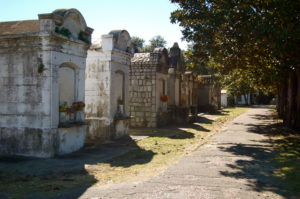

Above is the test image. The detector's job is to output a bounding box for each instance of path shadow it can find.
[196,116,213,124]
[129,128,196,139]
[98,136,155,168]
[130,120,211,140]
[198,110,229,116]
[219,112,300,198]
[0,136,154,199]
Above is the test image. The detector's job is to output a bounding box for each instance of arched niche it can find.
[58,63,78,106]
[158,78,166,96]
[114,70,125,103]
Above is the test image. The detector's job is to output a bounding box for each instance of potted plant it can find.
[117,98,124,114]
[160,95,168,112]
[160,95,168,103]
[72,101,85,121]
[66,106,76,121]
[59,102,68,123]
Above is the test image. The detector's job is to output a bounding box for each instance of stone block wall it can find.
[129,62,157,127]
[129,48,195,128]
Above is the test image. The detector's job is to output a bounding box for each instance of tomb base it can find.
[57,124,87,155]
[115,118,130,139]
[0,127,56,158]
[85,116,130,144]
[0,125,87,158]
[85,119,114,144]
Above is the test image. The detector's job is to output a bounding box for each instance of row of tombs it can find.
[0,9,221,158]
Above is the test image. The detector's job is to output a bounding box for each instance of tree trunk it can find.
[285,70,297,128]
[295,68,300,130]
[277,81,287,119]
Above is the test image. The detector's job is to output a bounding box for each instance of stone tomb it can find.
[0,9,93,157]
[197,75,221,112]
[129,48,170,127]
[85,30,132,143]
[129,43,200,127]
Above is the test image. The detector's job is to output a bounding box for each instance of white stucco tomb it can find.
[0,9,93,157]
[85,30,132,143]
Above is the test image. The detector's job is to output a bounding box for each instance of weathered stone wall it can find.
[180,75,189,107]
[198,83,221,112]
[0,9,92,157]
[85,30,132,143]
[210,84,221,110]
[175,75,181,106]
[129,46,199,127]
[129,61,158,128]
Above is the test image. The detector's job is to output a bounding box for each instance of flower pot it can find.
[118,104,124,114]
[59,112,67,123]
[76,111,84,121]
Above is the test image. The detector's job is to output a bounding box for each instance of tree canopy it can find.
[170,0,300,129]
[131,36,145,53]
[148,35,167,50]
[131,35,167,52]
[170,0,300,84]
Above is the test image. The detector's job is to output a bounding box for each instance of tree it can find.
[143,35,167,52]
[183,43,216,75]
[131,36,145,53]
[170,0,300,129]
[149,35,167,48]
[132,35,167,52]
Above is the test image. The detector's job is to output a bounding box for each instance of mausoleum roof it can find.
[52,9,70,16]
[153,47,168,54]
[0,20,39,35]
[131,53,152,63]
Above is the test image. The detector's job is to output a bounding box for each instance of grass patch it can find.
[270,128,300,197]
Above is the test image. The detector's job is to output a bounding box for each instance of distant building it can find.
[221,90,228,107]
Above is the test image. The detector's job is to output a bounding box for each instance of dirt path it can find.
[79,108,289,199]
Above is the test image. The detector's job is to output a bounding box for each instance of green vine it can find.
[78,31,90,44]
[38,63,45,73]
[55,27,71,38]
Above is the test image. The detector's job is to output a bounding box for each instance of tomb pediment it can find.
[109,30,132,52]
[38,9,94,43]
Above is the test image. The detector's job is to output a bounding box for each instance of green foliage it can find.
[131,36,145,53]
[221,69,255,98]
[55,27,71,38]
[78,31,90,44]
[170,0,300,90]
[141,35,167,52]
[148,35,167,50]
[183,44,216,75]
[132,35,167,52]
[37,57,45,74]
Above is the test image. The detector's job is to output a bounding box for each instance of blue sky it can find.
[1,0,188,49]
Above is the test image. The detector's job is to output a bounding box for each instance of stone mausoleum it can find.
[0,9,93,157]
[129,48,170,127]
[197,75,221,112]
[85,30,132,143]
[129,43,199,128]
